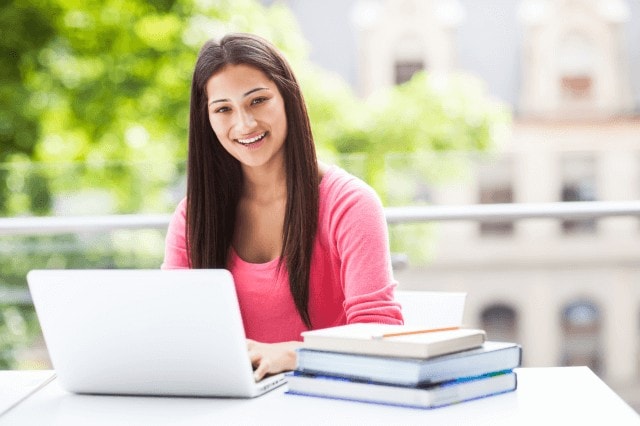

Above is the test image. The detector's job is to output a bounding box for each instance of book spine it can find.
[285,371,517,409]
[296,346,521,387]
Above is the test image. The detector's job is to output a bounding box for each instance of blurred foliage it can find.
[0,0,510,368]
[1,0,315,216]
[330,72,510,197]
[0,231,166,368]
[0,305,41,369]
[0,0,509,216]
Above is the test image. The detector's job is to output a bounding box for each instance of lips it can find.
[236,132,267,145]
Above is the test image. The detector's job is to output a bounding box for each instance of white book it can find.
[286,371,517,409]
[301,324,486,358]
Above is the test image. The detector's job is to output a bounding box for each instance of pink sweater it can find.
[162,165,403,342]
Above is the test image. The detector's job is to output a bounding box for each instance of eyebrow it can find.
[208,87,270,106]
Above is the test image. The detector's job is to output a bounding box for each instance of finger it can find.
[248,350,261,367]
[253,359,270,382]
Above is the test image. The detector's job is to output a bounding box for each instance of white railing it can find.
[0,198,634,248]
[383,200,640,223]
[1,201,639,236]
[0,214,172,236]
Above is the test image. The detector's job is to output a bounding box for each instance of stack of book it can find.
[285,323,521,409]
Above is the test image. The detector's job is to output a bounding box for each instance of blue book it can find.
[295,341,521,386]
[285,370,517,410]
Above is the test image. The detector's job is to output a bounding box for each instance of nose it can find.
[235,108,257,133]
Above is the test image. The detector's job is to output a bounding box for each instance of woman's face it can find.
[206,64,288,171]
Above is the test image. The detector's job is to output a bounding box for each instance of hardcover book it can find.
[301,323,486,358]
[296,341,522,386]
[285,370,518,409]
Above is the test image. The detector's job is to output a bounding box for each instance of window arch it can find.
[560,299,602,374]
[558,31,596,102]
[480,303,519,343]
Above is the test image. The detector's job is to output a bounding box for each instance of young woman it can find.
[162,33,403,380]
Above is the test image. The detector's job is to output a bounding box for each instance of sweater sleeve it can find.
[327,175,404,325]
[161,197,190,269]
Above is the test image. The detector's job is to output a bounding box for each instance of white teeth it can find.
[237,132,266,144]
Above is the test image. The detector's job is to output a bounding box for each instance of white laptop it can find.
[26,269,286,398]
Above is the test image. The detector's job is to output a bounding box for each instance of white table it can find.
[1,367,638,425]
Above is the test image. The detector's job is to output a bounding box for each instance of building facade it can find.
[281,0,640,410]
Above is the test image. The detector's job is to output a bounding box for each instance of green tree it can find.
[1,0,313,216]
[0,1,56,162]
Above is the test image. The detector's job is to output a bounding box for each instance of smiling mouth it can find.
[236,132,267,145]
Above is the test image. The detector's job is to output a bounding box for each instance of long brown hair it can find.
[186,33,319,328]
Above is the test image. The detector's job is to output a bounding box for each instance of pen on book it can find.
[372,326,460,340]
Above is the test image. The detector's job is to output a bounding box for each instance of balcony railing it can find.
[2,200,639,236]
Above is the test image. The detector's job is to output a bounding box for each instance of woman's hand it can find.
[246,339,302,381]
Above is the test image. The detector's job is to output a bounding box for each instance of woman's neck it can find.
[241,162,287,203]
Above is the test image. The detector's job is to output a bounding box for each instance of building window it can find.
[561,154,597,234]
[481,304,518,343]
[558,32,595,106]
[561,75,593,100]
[478,157,514,236]
[561,300,602,375]
[479,187,514,235]
[395,60,424,85]
[393,34,425,85]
